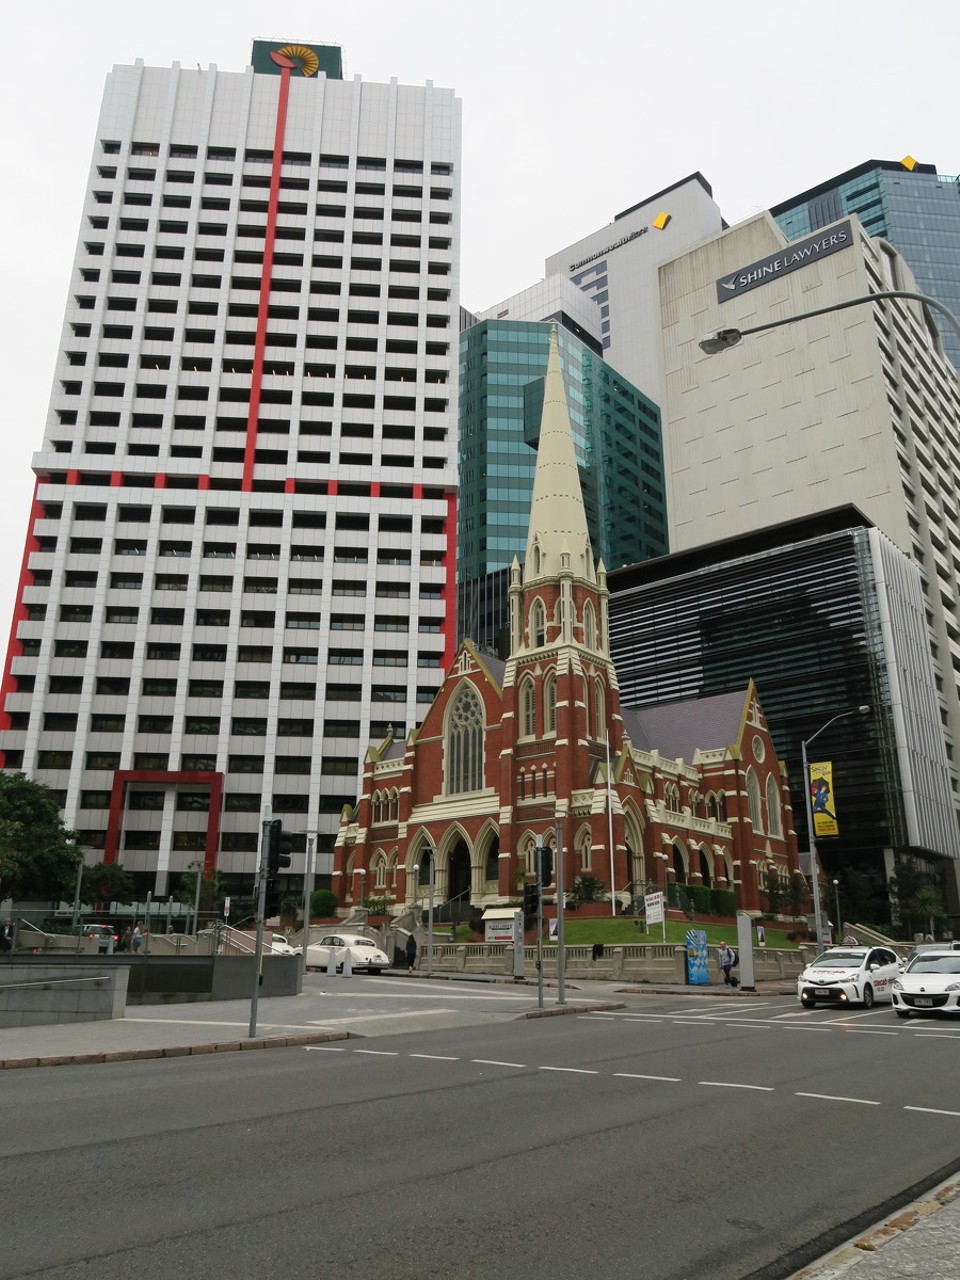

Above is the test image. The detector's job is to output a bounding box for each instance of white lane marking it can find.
[672,1019,719,1026]
[353,1049,399,1056]
[614,1072,681,1082]
[699,1081,775,1091]
[841,1029,899,1036]
[305,1009,456,1026]
[307,985,541,1003]
[410,1053,460,1061]
[912,1033,960,1040]
[826,1008,895,1023]
[472,1059,526,1068]
[779,1024,835,1033]
[796,1092,880,1106]
[904,1106,960,1117]
[304,1045,345,1051]
[539,1066,599,1075]
[711,1020,774,1029]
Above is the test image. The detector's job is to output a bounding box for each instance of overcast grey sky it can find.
[2,0,958,650]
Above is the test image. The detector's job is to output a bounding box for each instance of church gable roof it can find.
[624,689,751,761]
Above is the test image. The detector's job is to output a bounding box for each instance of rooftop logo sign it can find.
[717,220,852,303]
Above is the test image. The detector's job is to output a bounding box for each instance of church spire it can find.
[523,326,595,585]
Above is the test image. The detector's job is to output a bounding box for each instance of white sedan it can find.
[269,936,301,956]
[892,949,960,1017]
[305,932,390,974]
[798,945,901,1009]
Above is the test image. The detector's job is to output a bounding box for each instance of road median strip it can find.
[0,1029,349,1069]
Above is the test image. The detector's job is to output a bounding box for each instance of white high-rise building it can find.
[0,41,461,899]
[657,211,960,843]
[544,172,726,401]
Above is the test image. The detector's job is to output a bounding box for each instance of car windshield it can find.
[812,951,866,968]
[352,938,376,948]
[907,955,960,974]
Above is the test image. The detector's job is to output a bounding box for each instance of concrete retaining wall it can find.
[423,943,806,984]
[0,965,129,1027]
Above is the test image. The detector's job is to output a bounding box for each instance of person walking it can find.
[718,941,736,986]
[1,918,13,954]
[405,932,418,973]
[119,927,132,953]
[132,922,143,953]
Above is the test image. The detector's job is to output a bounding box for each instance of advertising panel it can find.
[809,760,840,837]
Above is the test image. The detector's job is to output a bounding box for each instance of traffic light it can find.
[523,878,540,919]
[266,819,294,876]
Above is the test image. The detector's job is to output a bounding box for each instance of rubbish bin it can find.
[592,942,604,962]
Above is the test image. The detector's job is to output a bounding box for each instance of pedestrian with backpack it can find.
[718,941,737,986]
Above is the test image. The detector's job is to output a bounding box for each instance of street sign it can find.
[224,896,231,918]
[645,891,664,924]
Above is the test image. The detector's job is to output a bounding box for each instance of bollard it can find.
[342,946,353,978]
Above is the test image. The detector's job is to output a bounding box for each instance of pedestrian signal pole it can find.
[248,807,271,1038]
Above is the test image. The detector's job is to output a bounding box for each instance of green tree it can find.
[569,873,605,906]
[80,861,136,906]
[788,870,809,920]
[310,888,338,919]
[910,887,947,938]
[760,868,788,916]
[173,862,226,918]
[0,773,81,903]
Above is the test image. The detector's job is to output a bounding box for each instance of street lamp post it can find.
[699,290,960,356]
[833,878,843,943]
[801,707,870,950]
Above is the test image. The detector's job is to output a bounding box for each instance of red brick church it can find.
[333,330,800,917]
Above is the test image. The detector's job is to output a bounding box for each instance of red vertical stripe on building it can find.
[441,490,458,669]
[242,66,292,491]
[0,480,41,754]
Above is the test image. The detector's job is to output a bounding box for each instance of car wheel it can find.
[895,1009,909,1019]
[368,967,382,975]
[800,997,814,1007]
[862,984,875,1009]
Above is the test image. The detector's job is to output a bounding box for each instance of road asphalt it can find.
[3,969,957,1280]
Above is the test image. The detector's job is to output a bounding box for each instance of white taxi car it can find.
[305,932,390,974]
[798,945,901,1009]
[892,948,960,1018]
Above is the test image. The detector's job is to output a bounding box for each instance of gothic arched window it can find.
[583,600,596,650]
[593,677,605,740]
[447,683,485,794]
[519,676,536,738]
[531,598,546,647]
[746,769,762,832]
[766,774,783,837]
[544,671,557,734]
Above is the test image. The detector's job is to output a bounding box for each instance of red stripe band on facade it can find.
[242,66,292,491]
[0,479,42,758]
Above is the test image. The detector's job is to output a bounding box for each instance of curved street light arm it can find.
[738,291,960,345]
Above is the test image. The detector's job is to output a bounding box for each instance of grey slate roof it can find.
[624,689,748,762]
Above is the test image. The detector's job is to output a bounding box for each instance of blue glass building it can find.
[771,159,960,368]
[457,319,666,653]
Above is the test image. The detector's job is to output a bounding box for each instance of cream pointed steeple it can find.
[523,327,596,585]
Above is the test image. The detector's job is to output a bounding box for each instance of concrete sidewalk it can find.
[791,1176,960,1280]
[0,969,625,1070]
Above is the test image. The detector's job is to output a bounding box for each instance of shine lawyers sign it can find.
[716,220,852,303]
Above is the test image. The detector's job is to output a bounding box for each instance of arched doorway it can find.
[699,847,712,888]
[448,838,471,906]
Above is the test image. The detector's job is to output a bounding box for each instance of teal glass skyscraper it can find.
[458,319,666,652]
[771,159,960,367]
